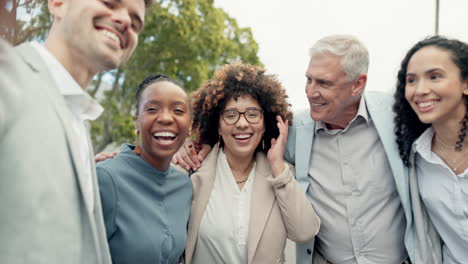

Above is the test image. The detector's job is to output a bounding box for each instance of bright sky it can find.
[215,0,468,111]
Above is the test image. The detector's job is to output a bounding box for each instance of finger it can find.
[172,147,195,170]
[282,119,289,140]
[276,117,286,139]
[270,138,277,147]
[179,146,198,171]
[95,154,105,162]
[95,152,112,162]
[186,143,200,167]
[177,154,194,171]
[184,143,201,169]
[276,115,284,124]
[277,116,286,132]
[197,144,212,162]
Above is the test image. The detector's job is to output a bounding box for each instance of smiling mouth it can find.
[416,100,439,112]
[311,102,326,107]
[96,27,124,49]
[153,131,177,145]
[233,134,252,140]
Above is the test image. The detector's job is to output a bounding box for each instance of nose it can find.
[305,82,319,99]
[157,109,174,124]
[414,79,430,96]
[235,113,249,128]
[112,8,131,32]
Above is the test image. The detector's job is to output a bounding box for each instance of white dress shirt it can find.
[192,149,256,264]
[307,96,407,264]
[31,42,103,210]
[414,127,468,264]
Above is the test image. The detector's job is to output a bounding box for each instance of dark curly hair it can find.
[135,73,186,115]
[393,36,468,166]
[191,63,293,153]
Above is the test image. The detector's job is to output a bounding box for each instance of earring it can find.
[134,129,141,155]
[262,137,265,150]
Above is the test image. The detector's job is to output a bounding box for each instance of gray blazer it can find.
[288,92,413,264]
[0,39,111,264]
[408,151,443,263]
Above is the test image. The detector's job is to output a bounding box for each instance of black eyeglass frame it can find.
[221,108,264,125]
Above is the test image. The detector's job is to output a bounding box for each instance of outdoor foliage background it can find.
[1,0,262,151]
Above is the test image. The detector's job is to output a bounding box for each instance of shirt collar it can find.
[315,95,370,134]
[413,127,436,163]
[30,42,103,121]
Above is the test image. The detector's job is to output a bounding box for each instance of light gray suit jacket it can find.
[286,92,413,264]
[0,39,111,264]
[407,151,442,263]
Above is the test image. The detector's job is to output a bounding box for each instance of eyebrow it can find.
[144,100,188,106]
[224,107,261,111]
[425,68,445,74]
[406,68,445,76]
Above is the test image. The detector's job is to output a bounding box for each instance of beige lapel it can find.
[247,152,276,264]
[185,144,220,263]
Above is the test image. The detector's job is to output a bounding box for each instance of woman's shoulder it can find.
[96,144,136,178]
[169,166,192,182]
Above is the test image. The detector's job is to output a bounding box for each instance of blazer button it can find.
[307,248,312,255]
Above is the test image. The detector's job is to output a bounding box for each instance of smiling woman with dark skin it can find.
[96,74,193,264]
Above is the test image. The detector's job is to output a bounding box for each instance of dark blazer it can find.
[0,40,111,264]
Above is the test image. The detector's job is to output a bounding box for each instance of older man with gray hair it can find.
[289,34,412,264]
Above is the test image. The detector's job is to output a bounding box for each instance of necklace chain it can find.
[435,135,457,150]
[235,161,255,184]
[434,136,468,172]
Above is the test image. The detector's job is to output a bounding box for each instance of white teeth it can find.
[417,101,437,108]
[153,132,176,137]
[234,134,251,139]
[311,103,325,106]
[102,30,120,46]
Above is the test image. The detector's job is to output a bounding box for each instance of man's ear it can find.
[351,74,367,97]
[48,0,67,20]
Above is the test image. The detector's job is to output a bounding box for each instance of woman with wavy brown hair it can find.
[184,63,320,264]
[393,36,468,263]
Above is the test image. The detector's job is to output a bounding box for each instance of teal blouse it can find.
[97,144,192,264]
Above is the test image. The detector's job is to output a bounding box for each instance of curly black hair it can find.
[191,63,293,153]
[135,73,186,115]
[393,36,468,166]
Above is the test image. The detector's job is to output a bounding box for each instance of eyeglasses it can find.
[221,108,263,125]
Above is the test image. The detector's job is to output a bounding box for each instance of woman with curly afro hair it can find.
[183,63,320,264]
[393,36,468,263]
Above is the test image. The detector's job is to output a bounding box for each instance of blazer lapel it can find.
[365,94,411,218]
[247,153,276,264]
[295,119,315,193]
[185,144,219,263]
[15,43,94,215]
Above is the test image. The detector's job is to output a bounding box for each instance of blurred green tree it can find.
[13,0,262,151]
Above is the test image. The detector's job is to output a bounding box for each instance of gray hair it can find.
[309,34,369,81]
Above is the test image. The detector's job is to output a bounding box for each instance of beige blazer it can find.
[185,144,320,264]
